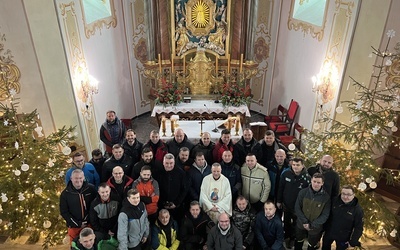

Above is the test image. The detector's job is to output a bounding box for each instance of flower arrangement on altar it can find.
[155,79,183,106]
[220,81,252,107]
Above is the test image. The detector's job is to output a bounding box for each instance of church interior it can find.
[1,0,400,249]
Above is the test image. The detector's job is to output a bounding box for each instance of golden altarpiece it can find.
[144,0,258,101]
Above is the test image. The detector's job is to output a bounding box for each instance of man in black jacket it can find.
[122,129,143,166]
[102,144,133,181]
[180,201,215,250]
[308,155,340,199]
[60,169,96,243]
[322,185,364,250]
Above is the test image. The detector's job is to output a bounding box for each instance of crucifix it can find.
[198,114,205,137]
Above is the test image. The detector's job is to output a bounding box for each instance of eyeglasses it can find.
[341,193,354,197]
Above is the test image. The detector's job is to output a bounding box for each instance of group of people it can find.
[60,110,364,250]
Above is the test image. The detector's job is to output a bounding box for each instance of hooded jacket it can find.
[277,167,311,210]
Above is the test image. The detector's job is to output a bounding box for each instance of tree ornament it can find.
[9,88,17,96]
[14,170,21,176]
[1,193,8,202]
[358,182,367,191]
[313,122,320,130]
[392,101,399,108]
[34,124,44,137]
[34,188,43,195]
[365,177,372,183]
[66,158,73,164]
[18,193,25,201]
[317,142,323,152]
[371,126,379,135]
[369,181,377,189]
[3,120,8,126]
[391,126,398,132]
[14,141,19,150]
[335,105,343,114]
[390,229,398,237]
[351,115,360,122]
[43,220,52,229]
[356,100,363,109]
[62,146,71,155]
[385,59,392,66]
[288,143,296,151]
[0,204,3,212]
[21,163,29,171]
[388,121,394,127]
[0,219,2,224]
[47,159,55,167]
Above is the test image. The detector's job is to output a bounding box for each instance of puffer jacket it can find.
[241,163,271,203]
[277,167,311,210]
[151,219,180,250]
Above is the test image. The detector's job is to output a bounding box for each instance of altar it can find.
[151,100,251,125]
[159,120,243,143]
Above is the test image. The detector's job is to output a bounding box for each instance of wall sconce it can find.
[74,64,99,108]
[311,61,339,104]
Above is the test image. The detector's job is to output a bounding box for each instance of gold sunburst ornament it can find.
[191,0,210,28]
[185,0,216,36]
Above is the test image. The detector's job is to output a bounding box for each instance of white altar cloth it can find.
[151,100,251,117]
[159,120,243,143]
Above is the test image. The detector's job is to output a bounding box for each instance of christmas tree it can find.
[291,29,400,242]
[0,88,76,247]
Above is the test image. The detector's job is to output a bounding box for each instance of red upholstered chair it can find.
[279,123,304,151]
[264,104,288,123]
[268,100,299,136]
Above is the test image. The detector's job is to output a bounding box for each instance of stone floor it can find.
[1,112,399,249]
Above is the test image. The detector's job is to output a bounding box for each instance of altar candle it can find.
[171,54,174,74]
[235,117,240,136]
[227,54,230,73]
[158,53,162,73]
[240,53,243,73]
[183,56,186,74]
[216,57,218,75]
[161,118,166,131]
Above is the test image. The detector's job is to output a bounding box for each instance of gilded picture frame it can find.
[80,0,117,39]
[288,0,329,41]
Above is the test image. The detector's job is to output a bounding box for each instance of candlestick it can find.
[227,54,230,73]
[161,117,166,136]
[171,119,175,135]
[216,57,218,75]
[240,54,243,73]
[235,117,240,136]
[171,54,174,74]
[158,53,162,73]
[227,119,232,132]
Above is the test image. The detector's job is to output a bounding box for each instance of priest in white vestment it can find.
[200,163,232,223]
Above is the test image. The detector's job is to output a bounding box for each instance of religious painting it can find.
[288,0,329,41]
[172,0,229,56]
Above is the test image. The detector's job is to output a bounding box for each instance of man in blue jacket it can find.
[65,152,100,189]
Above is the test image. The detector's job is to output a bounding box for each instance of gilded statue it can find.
[175,21,192,56]
[208,21,226,50]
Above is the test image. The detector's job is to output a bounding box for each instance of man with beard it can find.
[102,144,133,182]
[106,166,133,204]
[175,147,194,171]
[132,165,160,224]
[235,128,262,166]
[258,130,286,168]
[122,129,143,166]
[143,130,168,162]
[100,110,126,156]
[266,149,290,202]
[191,132,215,164]
[89,183,119,241]
[166,128,194,158]
[213,129,236,164]
[89,149,105,181]
[180,201,215,250]
[207,212,242,250]
[277,158,311,249]
[231,196,256,250]
[131,147,163,181]
[308,155,340,199]
[118,189,149,250]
